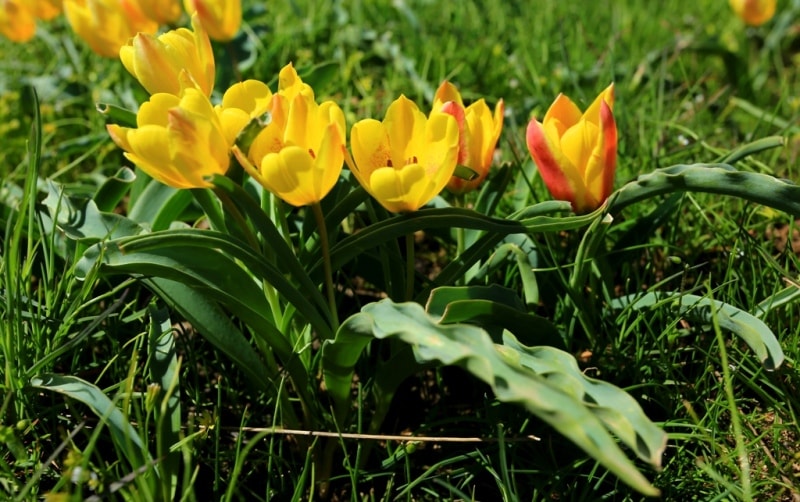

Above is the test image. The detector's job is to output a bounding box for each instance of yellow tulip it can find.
[34,0,62,21]
[0,1,36,43]
[137,0,182,25]
[183,0,240,42]
[526,84,617,214]
[349,95,460,213]
[120,15,215,97]
[64,0,158,58]
[228,65,346,207]
[729,0,776,26]
[107,88,234,189]
[433,81,504,194]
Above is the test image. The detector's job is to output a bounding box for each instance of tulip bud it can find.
[526,84,617,214]
[120,15,215,97]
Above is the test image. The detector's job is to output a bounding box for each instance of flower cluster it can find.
[101,16,623,213]
[1,0,241,56]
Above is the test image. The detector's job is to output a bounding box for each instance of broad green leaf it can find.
[42,180,144,243]
[325,300,661,496]
[145,278,272,393]
[612,293,785,370]
[501,334,667,467]
[608,163,800,217]
[76,232,315,406]
[318,202,593,282]
[426,285,561,347]
[127,179,193,232]
[29,374,150,471]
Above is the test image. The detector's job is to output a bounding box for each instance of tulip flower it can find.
[137,0,182,25]
[64,0,158,58]
[183,0,240,42]
[107,88,235,189]
[526,84,616,214]
[432,82,504,194]
[729,0,775,26]
[349,95,460,213]
[0,1,35,42]
[120,15,215,97]
[228,66,347,207]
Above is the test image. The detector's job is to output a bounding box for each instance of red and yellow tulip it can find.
[64,0,158,58]
[729,0,776,26]
[526,84,617,214]
[183,0,240,41]
[120,15,215,97]
[348,95,460,213]
[107,88,235,189]
[228,65,347,207]
[433,81,504,194]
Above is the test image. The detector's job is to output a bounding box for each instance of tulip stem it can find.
[405,232,415,302]
[312,202,339,332]
[453,194,466,273]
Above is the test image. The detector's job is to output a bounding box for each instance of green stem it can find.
[312,202,339,332]
[405,232,415,302]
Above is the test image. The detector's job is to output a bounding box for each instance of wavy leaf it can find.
[612,292,785,370]
[324,300,662,496]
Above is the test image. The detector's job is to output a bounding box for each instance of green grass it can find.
[1,0,800,500]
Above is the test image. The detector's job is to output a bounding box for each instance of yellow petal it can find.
[350,119,391,184]
[544,93,583,133]
[383,95,425,166]
[221,80,273,116]
[369,164,433,213]
[432,81,463,110]
[259,146,317,206]
[137,93,181,127]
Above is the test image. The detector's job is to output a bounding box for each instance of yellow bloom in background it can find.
[64,0,158,58]
[526,84,617,214]
[183,0,240,42]
[120,15,215,97]
[137,0,182,25]
[0,0,36,43]
[729,0,776,26]
[228,65,347,207]
[107,88,234,189]
[349,95,460,213]
[433,81,504,194]
[34,0,62,21]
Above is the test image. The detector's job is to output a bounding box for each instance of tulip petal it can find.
[543,93,583,132]
[526,119,579,206]
[384,96,425,166]
[370,164,432,213]
[350,119,392,182]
